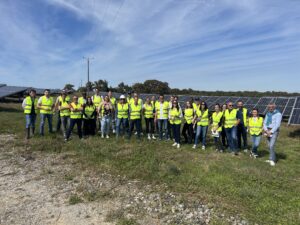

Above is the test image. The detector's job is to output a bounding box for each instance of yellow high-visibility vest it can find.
[212,111,223,132]
[169,108,182,125]
[198,109,209,126]
[224,109,237,128]
[60,101,70,117]
[78,97,86,106]
[144,103,154,119]
[184,108,194,124]
[70,103,82,119]
[40,96,53,114]
[130,103,142,120]
[24,96,38,114]
[248,117,263,135]
[117,103,129,119]
[93,95,102,107]
[83,105,96,119]
[155,101,169,119]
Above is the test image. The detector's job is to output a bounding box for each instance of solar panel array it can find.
[288,97,300,125]
[0,86,29,98]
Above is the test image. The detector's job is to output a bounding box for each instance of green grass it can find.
[1,103,300,224]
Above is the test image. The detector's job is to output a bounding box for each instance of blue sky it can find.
[0,0,299,92]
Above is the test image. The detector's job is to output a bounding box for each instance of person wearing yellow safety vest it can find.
[182,101,194,144]
[143,97,156,140]
[108,90,116,134]
[221,104,228,148]
[151,95,158,134]
[129,96,142,139]
[78,92,87,107]
[37,89,55,136]
[193,98,201,112]
[65,96,83,141]
[248,108,264,158]
[155,94,170,140]
[99,95,113,138]
[22,89,38,139]
[116,95,129,138]
[92,88,102,133]
[236,101,249,151]
[193,101,209,150]
[58,92,70,139]
[169,100,182,148]
[83,96,96,137]
[223,101,240,155]
[55,90,70,133]
[211,104,224,152]
[167,95,175,139]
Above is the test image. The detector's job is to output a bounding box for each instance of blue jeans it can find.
[66,118,82,139]
[172,124,181,144]
[40,114,53,135]
[101,115,111,135]
[129,119,142,139]
[195,125,208,146]
[116,117,129,137]
[25,114,36,129]
[60,116,70,137]
[267,131,279,161]
[225,126,237,152]
[157,119,169,140]
[251,135,261,154]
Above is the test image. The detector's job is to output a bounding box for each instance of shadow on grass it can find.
[288,129,300,138]
[0,106,22,113]
[259,150,287,161]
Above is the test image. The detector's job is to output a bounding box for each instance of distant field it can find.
[0,102,299,225]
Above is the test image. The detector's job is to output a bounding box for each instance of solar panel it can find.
[288,97,300,125]
[0,84,6,88]
[0,85,29,98]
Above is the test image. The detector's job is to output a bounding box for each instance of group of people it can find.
[22,88,282,166]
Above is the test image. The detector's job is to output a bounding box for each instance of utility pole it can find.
[83,56,94,94]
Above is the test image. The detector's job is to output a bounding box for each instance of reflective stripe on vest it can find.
[170,108,182,125]
[198,109,209,126]
[144,103,154,119]
[60,101,70,117]
[117,103,129,119]
[155,101,169,119]
[70,103,82,119]
[93,95,102,107]
[83,105,95,119]
[212,111,223,132]
[130,103,142,120]
[24,96,38,114]
[248,117,263,135]
[184,108,194,124]
[224,109,237,128]
[40,96,53,114]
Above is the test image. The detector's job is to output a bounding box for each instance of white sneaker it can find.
[106,135,109,139]
[202,145,205,150]
[177,144,180,149]
[148,135,151,140]
[152,135,156,140]
[244,149,248,153]
[192,145,196,149]
[101,134,104,138]
[265,160,271,163]
[269,161,276,166]
[112,129,116,134]
[172,142,177,147]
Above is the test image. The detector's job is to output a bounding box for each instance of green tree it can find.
[93,80,108,92]
[64,83,75,92]
[143,79,170,94]
[116,82,132,93]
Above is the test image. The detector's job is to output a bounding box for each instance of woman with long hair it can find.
[182,101,194,144]
[169,100,182,148]
[193,101,209,150]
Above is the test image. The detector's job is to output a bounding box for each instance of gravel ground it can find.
[0,134,249,225]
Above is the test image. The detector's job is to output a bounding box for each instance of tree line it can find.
[63,79,299,97]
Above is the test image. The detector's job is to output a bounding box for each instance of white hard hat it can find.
[120,95,126,99]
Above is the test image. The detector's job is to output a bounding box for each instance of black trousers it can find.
[66,119,82,139]
[221,127,228,147]
[83,119,96,136]
[237,124,248,149]
[182,123,193,143]
[145,118,154,134]
[129,119,141,139]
